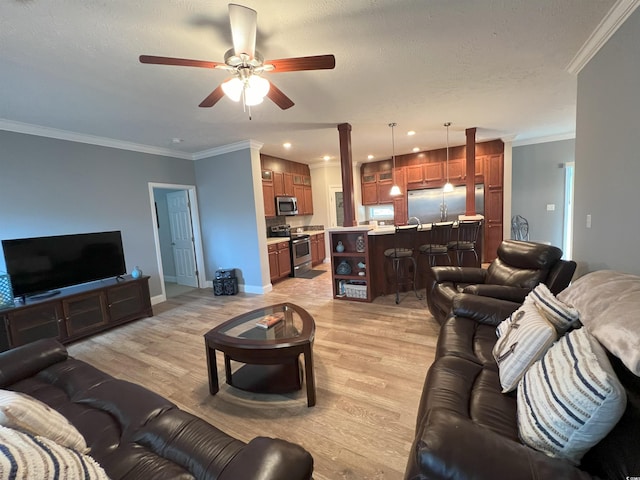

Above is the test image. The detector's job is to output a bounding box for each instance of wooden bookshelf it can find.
[328,228,372,302]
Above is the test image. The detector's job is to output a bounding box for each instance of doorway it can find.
[149,183,206,300]
[328,185,344,227]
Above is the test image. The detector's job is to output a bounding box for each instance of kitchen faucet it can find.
[408,216,422,228]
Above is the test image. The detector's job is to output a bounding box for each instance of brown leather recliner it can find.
[425,240,577,324]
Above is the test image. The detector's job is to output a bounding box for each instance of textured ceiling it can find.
[0,0,619,164]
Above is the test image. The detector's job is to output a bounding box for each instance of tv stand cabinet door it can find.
[107,278,152,324]
[62,293,109,339]
[2,303,66,349]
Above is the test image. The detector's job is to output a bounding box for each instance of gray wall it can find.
[512,139,574,249]
[574,8,640,276]
[194,147,268,292]
[0,130,196,297]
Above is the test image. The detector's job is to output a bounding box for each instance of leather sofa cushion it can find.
[415,355,518,441]
[436,316,498,367]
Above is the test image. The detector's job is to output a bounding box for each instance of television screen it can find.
[2,231,126,298]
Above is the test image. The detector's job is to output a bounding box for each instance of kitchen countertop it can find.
[266,230,325,245]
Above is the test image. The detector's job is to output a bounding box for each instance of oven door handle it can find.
[291,237,310,245]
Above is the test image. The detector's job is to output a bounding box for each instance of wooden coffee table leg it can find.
[206,346,219,395]
[303,345,316,407]
[224,354,233,385]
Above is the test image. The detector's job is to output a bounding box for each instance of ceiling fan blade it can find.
[266,82,294,110]
[139,55,223,69]
[229,4,257,58]
[199,85,225,108]
[266,54,336,72]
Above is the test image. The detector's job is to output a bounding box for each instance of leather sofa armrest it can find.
[451,294,520,326]
[405,409,593,480]
[0,338,68,388]
[462,284,531,303]
[429,266,487,284]
[220,437,314,480]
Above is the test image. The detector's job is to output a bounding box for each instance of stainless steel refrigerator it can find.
[407,184,484,224]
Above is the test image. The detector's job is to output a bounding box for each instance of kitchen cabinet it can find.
[268,240,291,282]
[445,159,465,182]
[361,171,394,205]
[406,162,444,187]
[0,276,152,351]
[311,233,326,266]
[273,172,294,197]
[262,180,276,217]
[393,167,407,225]
[302,186,313,215]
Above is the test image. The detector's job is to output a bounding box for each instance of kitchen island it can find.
[328,218,483,302]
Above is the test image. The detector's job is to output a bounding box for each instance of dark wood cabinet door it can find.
[424,162,444,183]
[63,293,108,338]
[107,282,148,324]
[3,303,65,348]
[405,165,424,184]
[446,159,465,181]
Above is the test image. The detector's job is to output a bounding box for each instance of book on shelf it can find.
[256,312,284,329]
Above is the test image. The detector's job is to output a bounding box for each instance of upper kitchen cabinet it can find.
[360,161,395,206]
[261,154,313,217]
[406,162,444,188]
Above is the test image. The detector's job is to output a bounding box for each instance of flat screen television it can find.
[2,231,126,298]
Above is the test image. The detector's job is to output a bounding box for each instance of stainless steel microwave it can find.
[276,196,298,216]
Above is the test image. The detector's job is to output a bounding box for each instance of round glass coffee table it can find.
[204,302,316,407]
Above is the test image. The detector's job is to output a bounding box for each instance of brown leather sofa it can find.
[405,294,640,480]
[0,338,314,480]
[425,240,577,323]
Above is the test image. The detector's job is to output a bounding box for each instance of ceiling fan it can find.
[139,3,335,111]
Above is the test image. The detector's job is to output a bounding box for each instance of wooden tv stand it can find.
[0,276,152,352]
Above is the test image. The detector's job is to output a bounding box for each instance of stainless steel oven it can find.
[290,234,312,276]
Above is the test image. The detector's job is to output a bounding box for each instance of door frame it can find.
[148,182,206,302]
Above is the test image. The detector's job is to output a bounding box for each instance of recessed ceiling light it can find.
[283,142,292,149]
[323,155,331,161]
[171,138,184,144]
[367,154,374,160]
[407,130,416,136]
[412,147,420,152]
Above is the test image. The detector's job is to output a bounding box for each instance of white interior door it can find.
[167,191,198,287]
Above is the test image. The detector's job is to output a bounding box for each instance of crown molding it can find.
[512,132,576,147]
[0,119,193,159]
[566,0,640,74]
[192,139,264,160]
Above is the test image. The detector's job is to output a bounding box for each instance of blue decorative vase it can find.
[132,266,143,278]
[336,241,345,253]
[336,260,351,275]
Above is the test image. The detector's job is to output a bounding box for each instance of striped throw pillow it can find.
[0,390,88,453]
[529,283,580,333]
[493,303,557,392]
[517,327,626,465]
[0,425,108,480]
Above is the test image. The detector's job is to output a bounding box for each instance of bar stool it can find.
[384,225,423,304]
[418,222,454,267]
[447,220,482,266]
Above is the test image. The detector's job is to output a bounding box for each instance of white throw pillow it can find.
[493,302,557,392]
[0,389,88,453]
[528,283,580,334]
[0,425,108,480]
[517,327,626,465]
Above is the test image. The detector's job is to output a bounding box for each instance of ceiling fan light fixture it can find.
[221,77,243,102]
[244,74,270,105]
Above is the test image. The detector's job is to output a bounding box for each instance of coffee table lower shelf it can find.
[226,359,303,394]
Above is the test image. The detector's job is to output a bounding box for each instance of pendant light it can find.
[389,122,402,196]
[443,122,454,193]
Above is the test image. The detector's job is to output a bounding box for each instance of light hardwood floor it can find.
[68,263,441,480]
